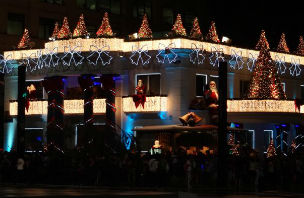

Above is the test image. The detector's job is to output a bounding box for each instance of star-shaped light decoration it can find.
[189,43,205,64]
[87,45,113,66]
[61,44,84,66]
[247,53,258,72]
[289,58,301,76]
[274,55,287,75]
[129,45,151,65]
[0,54,14,74]
[22,52,40,72]
[229,49,244,69]
[156,43,178,64]
[209,46,225,67]
[43,47,60,68]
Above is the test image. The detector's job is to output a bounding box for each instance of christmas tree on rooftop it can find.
[296,36,304,56]
[73,14,88,38]
[277,33,289,53]
[138,14,152,39]
[172,14,187,36]
[96,12,113,37]
[51,22,59,39]
[57,17,71,39]
[206,21,220,43]
[190,17,203,40]
[255,30,270,50]
[17,28,30,49]
[247,34,286,99]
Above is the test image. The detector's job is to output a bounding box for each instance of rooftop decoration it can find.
[206,21,220,43]
[138,14,152,39]
[255,30,270,50]
[296,36,304,56]
[17,28,30,49]
[51,22,60,39]
[190,17,203,40]
[277,33,289,53]
[172,14,187,36]
[96,12,113,37]
[73,14,88,38]
[57,17,71,39]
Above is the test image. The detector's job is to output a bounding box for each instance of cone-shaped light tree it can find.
[51,22,60,39]
[17,28,30,49]
[57,17,71,39]
[266,139,277,158]
[172,14,187,36]
[138,14,152,39]
[190,17,203,39]
[206,21,220,43]
[277,33,289,53]
[96,12,113,37]
[247,36,286,99]
[255,30,270,50]
[73,14,88,38]
[296,36,304,56]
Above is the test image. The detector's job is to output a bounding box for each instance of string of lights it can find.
[209,46,225,67]
[229,49,244,70]
[129,45,151,65]
[156,43,178,63]
[189,43,205,64]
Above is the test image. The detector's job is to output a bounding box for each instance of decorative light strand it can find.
[61,44,84,66]
[247,53,258,72]
[87,45,112,66]
[229,49,244,69]
[156,43,178,63]
[209,46,225,67]
[275,55,287,75]
[189,43,205,64]
[289,58,301,76]
[129,45,151,65]
[0,54,14,74]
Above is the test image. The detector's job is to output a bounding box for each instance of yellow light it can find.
[123,96,168,113]
[4,38,304,65]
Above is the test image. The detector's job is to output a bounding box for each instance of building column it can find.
[42,76,65,150]
[101,75,116,129]
[17,65,26,154]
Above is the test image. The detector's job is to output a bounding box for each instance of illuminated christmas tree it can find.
[73,14,88,38]
[247,39,286,99]
[227,134,235,146]
[277,33,289,53]
[190,17,203,40]
[17,28,30,49]
[296,36,304,56]
[138,14,152,39]
[57,17,71,39]
[255,30,270,50]
[172,14,187,36]
[51,22,59,39]
[206,21,220,43]
[266,139,277,158]
[96,12,113,37]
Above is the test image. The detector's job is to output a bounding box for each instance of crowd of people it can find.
[1,145,304,193]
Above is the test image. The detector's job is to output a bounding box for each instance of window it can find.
[39,18,56,40]
[40,0,63,5]
[281,82,286,92]
[196,74,207,96]
[77,0,120,14]
[87,25,97,37]
[136,74,160,96]
[240,80,250,98]
[133,0,151,18]
[264,130,273,152]
[77,0,96,10]
[163,8,173,24]
[7,13,24,35]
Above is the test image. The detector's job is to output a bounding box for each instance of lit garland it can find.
[172,14,187,36]
[129,45,151,65]
[156,43,178,63]
[289,58,301,76]
[247,53,258,72]
[0,54,14,74]
[277,33,290,53]
[61,44,84,66]
[209,46,225,67]
[275,55,287,74]
[123,96,167,113]
[87,45,112,66]
[189,43,205,64]
[229,49,244,69]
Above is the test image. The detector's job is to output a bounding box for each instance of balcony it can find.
[122,96,168,113]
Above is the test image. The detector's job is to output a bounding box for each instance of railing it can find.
[122,96,168,113]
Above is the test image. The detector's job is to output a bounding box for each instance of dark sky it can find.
[196,0,304,51]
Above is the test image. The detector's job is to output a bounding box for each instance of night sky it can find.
[196,0,304,51]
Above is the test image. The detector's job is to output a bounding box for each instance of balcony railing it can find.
[122,96,168,113]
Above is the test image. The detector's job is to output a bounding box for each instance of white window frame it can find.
[135,73,161,95]
[196,73,208,97]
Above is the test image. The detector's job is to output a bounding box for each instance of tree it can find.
[51,22,59,39]
[17,28,30,49]
[206,21,220,43]
[227,133,235,146]
[96,12,114,37]
[247,38,286,99]
[255,30,270,50]
[73,14,88,38]
[57,17,71,39]
[296,36,304,56]
[277,33,289,53]
[138,14,152,39]
[172,14,187,36]
[266,139,277,158]
[190,17,203,40]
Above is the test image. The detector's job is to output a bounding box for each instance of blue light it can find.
[113,76,121,81]
[36,136,42,142]
[235,124,240,128]
[275,125,280,129]
[122,114,134,150]
[228,73,234,99]
[295,125,300,128]
[281,124,287,127]
[93,82,101,86]
[230,122,235,128]
[158,112,167,120]
[4,118,17,152]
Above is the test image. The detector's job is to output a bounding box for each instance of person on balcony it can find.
[204,81,219,124]
[133,79,146,108]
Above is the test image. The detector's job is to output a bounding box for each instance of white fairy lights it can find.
[123,96,168,113]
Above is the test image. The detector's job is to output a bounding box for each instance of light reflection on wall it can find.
[4,118,17,152]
